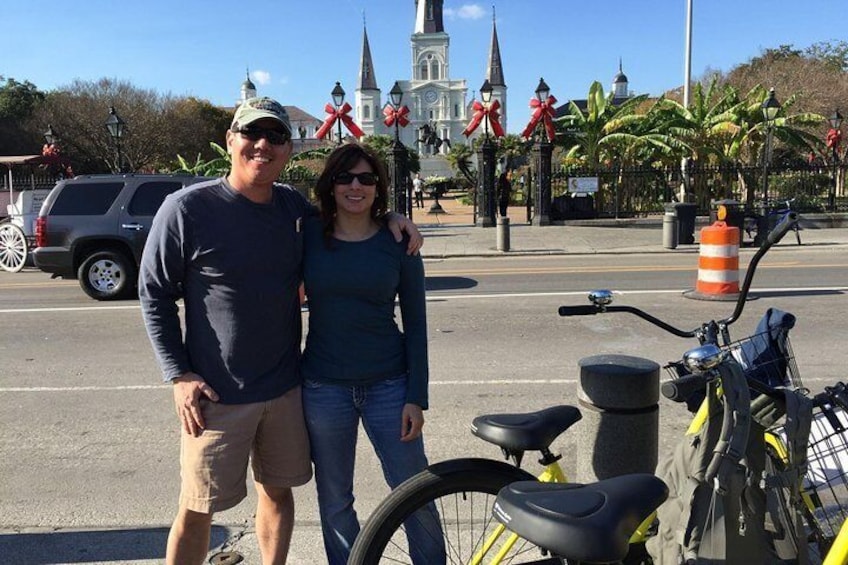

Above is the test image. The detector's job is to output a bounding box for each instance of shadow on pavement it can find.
[0,525,231,563]
[425,276,477,291]
[749,289,846,299]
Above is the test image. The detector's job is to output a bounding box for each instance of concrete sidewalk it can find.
[415,195,848,258]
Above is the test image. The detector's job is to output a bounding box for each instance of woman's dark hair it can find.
[314,142,390,237]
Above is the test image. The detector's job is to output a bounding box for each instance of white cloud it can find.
[252,70,272,85]
[444,4,486,20]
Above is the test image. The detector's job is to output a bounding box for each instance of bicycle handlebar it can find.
[661,373,708,403]
[559,211,799,340]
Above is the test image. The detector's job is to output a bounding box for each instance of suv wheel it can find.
[78,251,135,300]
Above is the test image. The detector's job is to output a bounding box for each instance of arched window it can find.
[363,105,370,119]
[430,61,440,80]
[420,62,428,80]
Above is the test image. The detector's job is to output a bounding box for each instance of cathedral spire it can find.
[359,24,378,91]
[414,0,444,33]
[486,8,505,86]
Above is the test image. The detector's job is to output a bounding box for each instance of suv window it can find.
[50,182,124,215]
[127,181,184,216]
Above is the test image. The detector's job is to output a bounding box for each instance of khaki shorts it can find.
[178,386,313,514]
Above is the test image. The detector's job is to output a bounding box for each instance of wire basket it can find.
[664,330,802,390]
[798,383,848,553]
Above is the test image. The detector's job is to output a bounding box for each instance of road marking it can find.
[1,286,845,314]
[0,376,834,393]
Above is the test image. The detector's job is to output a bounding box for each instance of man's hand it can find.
[386,212,423,255]
[172,372,219,437]
[400,403,424,442]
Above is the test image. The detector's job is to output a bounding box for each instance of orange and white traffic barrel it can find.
[684,206,740,301]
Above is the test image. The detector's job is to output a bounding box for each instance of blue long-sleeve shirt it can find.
[300,219,429,409]
[138,178,309,404]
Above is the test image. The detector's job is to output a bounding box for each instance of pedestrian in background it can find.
[498,171,512,217]
[413,172,425,209]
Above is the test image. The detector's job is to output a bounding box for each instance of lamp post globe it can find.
[105,106,126,173]
[331,82,345,145]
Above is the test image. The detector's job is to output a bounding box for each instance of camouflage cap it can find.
[231,96,292,133]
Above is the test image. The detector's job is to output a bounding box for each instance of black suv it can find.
[33,174,210,300]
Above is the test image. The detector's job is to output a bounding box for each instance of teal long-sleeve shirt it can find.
[300,218,429,409]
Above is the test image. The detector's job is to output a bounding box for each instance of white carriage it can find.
[1,155,55,273]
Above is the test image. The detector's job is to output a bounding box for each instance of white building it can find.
[355,0,506,172]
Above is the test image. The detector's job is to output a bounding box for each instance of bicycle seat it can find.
[470,405,581,452]
[493,474,667,562]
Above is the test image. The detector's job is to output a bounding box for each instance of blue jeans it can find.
[303,376,444,565]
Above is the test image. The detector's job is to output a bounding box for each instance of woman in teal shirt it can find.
[301,143,442,564]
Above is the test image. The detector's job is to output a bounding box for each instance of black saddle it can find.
[470,405,581,452]
[493,474,668,563]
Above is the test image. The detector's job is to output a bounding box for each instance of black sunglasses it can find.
[333,171,379,186]
[233,127,291,145]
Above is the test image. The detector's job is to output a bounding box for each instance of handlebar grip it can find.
[558,305,598,317]
[767,211,798,245]
[661,374,708,403]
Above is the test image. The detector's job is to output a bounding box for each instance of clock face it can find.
[424,90,438,104]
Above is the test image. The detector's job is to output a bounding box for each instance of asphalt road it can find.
[1,249,846,564]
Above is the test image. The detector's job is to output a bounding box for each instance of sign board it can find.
[568,177,599,194]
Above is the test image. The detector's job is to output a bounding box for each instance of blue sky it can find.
[2,0,841,134]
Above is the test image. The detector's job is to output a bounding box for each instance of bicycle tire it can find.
[349,457,553,565]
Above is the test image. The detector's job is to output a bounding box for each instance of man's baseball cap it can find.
[231,97,292,134]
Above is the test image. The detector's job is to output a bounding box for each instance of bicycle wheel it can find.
[349,457,557,565]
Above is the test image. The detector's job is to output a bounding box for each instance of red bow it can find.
[826,128,842,149]
[462,99,504,138]
[316,102,364,140]
[383,104,410,128]
[521,95,558,141]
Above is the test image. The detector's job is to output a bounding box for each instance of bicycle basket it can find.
[798,383,848,549]
[663,330,802,390]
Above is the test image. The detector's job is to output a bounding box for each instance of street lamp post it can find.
[105,106,126,173]
[331,82,346,145]
[828,109,843,211]
[532,78,553,226]
[388,81,410,217]
[757,87,780,246]
[476,79,497,227]
[44,124,57,146]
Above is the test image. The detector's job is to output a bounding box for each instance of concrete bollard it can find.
[663,212,678,249]
[575,354,660,483]
[496,216,510,252]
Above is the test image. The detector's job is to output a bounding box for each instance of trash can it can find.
[673,202,697,244]
[663,202,697,245]
[710,199,745,233]
[663,209,678,249]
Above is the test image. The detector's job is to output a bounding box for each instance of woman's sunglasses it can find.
[333,172,379,186]
[233,127,291,145]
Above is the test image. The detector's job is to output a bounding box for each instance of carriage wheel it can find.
[0,222,28,273]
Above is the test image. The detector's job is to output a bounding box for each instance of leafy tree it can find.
[0,77,45,155]
[31,78,232,174]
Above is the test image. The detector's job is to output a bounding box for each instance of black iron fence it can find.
[550,163,848,218]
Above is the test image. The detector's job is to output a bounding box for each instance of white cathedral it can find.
[353,0,506,176]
